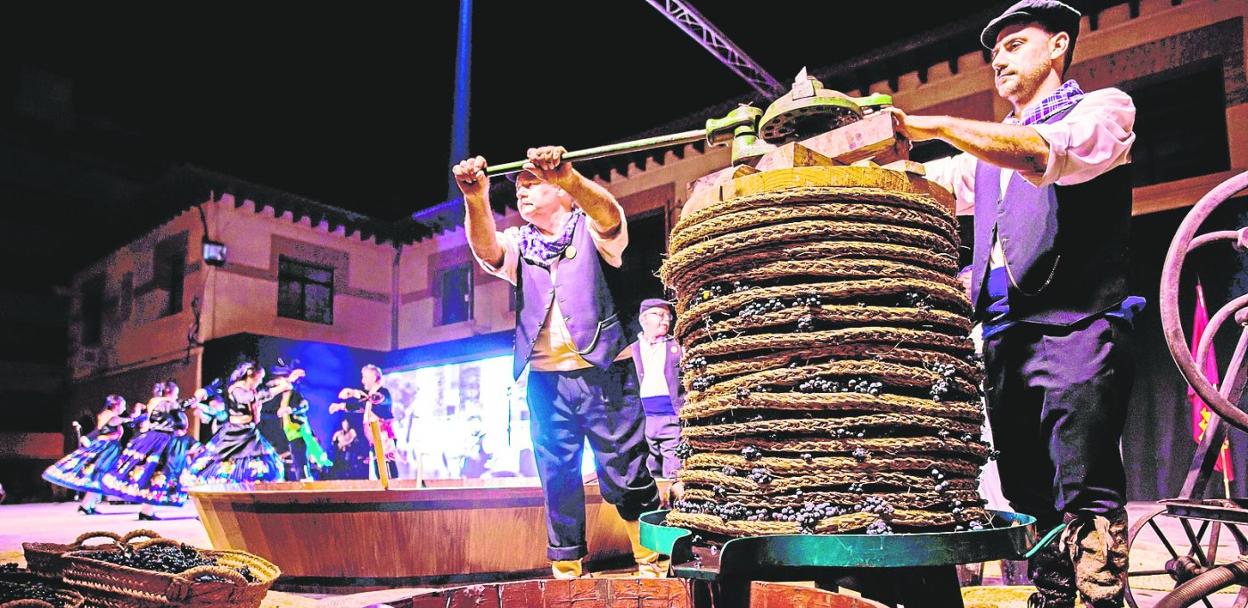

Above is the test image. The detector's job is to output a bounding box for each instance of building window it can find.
[80,276,104,346]
[153,234,188,318]
[278,256,334,325]
[156,252,184,317]
[1126,59,1229,187]
[439,263,473,325]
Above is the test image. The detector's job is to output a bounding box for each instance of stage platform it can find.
[0,500,1241,607]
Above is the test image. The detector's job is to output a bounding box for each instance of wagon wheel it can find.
[1125,504,1248,608]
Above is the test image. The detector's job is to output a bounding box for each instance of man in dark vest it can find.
[889,2,1139,606]
[627,298,685,479]
[453,146,662,579]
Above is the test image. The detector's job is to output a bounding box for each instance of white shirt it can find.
[924,87,1137,217]
[637,333,674,398]
[475,210,629,372]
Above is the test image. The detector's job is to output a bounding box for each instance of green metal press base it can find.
[641,509,1043,608]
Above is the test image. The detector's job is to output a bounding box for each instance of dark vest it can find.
[970,100,1132,326]
[514,214,625,378]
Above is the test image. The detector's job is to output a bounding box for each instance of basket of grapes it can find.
[23,530,160,582]
[60,538,279,608]
[0,564,85,608]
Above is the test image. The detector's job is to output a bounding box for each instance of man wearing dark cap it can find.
[889,2,1138,606]
[452,148,662,579]
[628,298,685,479]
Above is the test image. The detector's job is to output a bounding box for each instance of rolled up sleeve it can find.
[475,227,521,286]
[924,152,977,216]
[1027,88,1136,187]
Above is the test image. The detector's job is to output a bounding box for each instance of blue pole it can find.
[449,0,473,199]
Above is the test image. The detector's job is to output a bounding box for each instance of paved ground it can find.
[2,500,1246,607]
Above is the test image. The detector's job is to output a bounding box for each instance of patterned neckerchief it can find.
[519,209,583,269]
[1007,79,1084,126]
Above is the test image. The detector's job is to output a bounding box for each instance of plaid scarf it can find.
[1009,80,1084,126]
[518,209,583,269]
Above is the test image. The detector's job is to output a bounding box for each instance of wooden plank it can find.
[799,112,901,165]
[1132,169,1246,216]
[753,142,842,173]
[880,159,927,176]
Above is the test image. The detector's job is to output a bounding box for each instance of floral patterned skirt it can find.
[43,436,123,494]
[184,421,285,485]
[100,431,196,506]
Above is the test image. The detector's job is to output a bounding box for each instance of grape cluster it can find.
[675,442,693,460]
[902,291,932,311]
[798,294,822,307]
[866,520,895,535]
[930,377,950,401]
[736,300,776,319]
[0,579,66,607]
[721,465,738,476]
[697,284,726,304]
[954,519,987,532]
[690,375,716,391]
[740,445,761,461]
[797,378,840,393]
[796,314,815,332]
[852,447,871,462]
[79,544,258,582]
[747,467,773,485]
[735,386,751,400]
[683,356,709,373]
[847,378,883,396]
[927,360,958,379]
[857,495,895,516]
[732,281,753,293]
[712,501,750,521]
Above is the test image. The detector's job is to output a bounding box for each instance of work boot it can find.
[551,558,584,580]
[624,518,668,578]
[1064,508,1129,608]
[1027,528,1076,608]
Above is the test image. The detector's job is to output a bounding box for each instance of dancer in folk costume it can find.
[43,394,129,515]
[101,381,208,520]
[185,361,303,484]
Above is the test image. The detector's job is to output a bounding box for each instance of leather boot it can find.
[1027,526,1076,608]
[1064,508,1129,608]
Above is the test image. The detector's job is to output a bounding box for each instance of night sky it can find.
[1,1,1018,286]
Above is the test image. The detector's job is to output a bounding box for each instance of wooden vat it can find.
[190,478,658,592]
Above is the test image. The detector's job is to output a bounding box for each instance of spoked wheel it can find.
[1126,503,1248,608]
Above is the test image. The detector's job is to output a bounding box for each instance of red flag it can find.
[1189,281,1232,480]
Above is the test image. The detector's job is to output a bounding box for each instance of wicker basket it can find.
[61,539,278,608]
[0,568,85,608]
[21,532,126,582]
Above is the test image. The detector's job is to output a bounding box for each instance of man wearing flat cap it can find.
[452,148,662,579]
[628,298,685,479]
[890,2,1139,606]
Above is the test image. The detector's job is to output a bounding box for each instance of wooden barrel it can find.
[189,479,666,592]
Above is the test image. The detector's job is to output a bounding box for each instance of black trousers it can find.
[527,363,660,561]
[984,316,1133,530]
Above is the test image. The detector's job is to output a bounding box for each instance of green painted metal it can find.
[640,510,691,557]
[642,509,1042,573]
[854,92,894,111]
[485,129,708,177]
[1023,522,1067,560]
